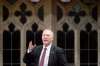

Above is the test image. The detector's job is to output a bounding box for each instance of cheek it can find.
[42,37,43,39]
[42,36,45,39]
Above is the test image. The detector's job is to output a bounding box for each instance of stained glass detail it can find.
[32,23,38,32]
[8,23,15,32]
[92,6,97,21]
[57,6,63,21]
[85,23,92,32]
[68,4,86,24]
[3,6,9,21]
[14,3,32,24]
[37,6,44,21]
[6,0,17,5]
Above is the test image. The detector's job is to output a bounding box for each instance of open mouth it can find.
[43,40,48,42]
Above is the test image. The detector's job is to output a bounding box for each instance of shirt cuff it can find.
[27,49,32,53]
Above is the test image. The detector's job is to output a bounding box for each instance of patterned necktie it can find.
[39,48,47,66]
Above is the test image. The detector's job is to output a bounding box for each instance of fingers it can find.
[28,41,36,49]
[33,44,36,48]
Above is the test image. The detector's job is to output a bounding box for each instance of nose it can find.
[43,35,47,38]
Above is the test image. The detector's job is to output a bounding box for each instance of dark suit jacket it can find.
[23,44,68,66]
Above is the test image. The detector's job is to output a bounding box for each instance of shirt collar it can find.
[43,43,52,50]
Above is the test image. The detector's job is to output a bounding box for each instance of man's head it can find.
[42,29,54,47]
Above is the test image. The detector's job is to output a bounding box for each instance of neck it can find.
[44,43,52,47]
[44,44,49,47]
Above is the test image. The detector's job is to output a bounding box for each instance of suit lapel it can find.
[48,45,55,66]
[37,45,43,58]
[36,45,43,66]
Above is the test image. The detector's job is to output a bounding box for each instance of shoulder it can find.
[53,45,63,50]
[30,45,42,55]
[52,45,65,53]
[35,45,42,49]
[34,45,42,50]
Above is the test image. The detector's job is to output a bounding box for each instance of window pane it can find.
[3,30,20,66]
[80,30,98,66]
[57,30,74,63]
[80,64,88,66]
[12,50,20,63]
[80,31,88,49]
[80,50,88,63]
[89,50,97,63]
[66,50,74,63]
[89,31,97,49]
[3,50,11,63]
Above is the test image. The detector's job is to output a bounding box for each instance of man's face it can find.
[42,29,53,46]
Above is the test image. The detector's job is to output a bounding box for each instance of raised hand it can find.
[28,41,36,50]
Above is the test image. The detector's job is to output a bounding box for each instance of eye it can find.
[46,34,50,36]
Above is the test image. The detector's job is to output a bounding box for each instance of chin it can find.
[43,42,49,45]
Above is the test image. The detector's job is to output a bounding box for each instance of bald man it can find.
[23,29,68,66]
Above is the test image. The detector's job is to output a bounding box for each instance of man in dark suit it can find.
[23,29,68,66]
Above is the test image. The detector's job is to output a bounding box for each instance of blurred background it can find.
[0,0,99,66]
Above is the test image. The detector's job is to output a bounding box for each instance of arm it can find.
[23,41,36,66]
[23,50,34,64]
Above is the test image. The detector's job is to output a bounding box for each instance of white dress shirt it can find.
[39,44,52,66]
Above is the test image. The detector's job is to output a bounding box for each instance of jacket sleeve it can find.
[56,47,68,66]
[23,49,36,66]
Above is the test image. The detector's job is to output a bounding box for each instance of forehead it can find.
[42,29,53,35]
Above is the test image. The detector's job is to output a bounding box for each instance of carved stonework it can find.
[0,0,99,66]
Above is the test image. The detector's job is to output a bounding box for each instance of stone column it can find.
[98,6,100,66]
[98,30,100,66]
[44,0,53,29]
[98,3,100,66]
[44,0,57,44]
[75,29,80,66]
[21,29,26,66]
[0,1,3,66]
[0,27,3,66]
